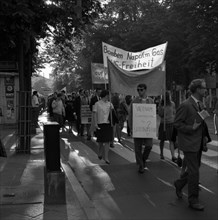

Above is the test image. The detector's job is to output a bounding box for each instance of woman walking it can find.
[93,90,114,164]
[158,91,177,162]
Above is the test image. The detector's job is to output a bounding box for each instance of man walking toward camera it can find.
[173,78,210,211]
[128,83,154,174]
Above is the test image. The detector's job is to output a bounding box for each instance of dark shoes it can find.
[110,143,115,148]
[172,157,178,163]
[98,156,102,160]
[87,136,91,140]
[174,181,183,199]
[105,160,110,164]
[177,157,183,167]
[189,202,204,211]
[138,166,145,174]
[160,154,165,160]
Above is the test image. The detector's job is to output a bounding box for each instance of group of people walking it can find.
[45,78,217,212]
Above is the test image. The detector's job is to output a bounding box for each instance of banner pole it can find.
[163,61,166,131]
[107,58,113,127]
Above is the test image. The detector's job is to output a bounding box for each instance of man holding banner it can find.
[128,83,155,174]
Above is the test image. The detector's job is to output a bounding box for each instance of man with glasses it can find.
[128,83,154,174]
[173,78,210,211]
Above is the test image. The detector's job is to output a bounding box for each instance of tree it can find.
[72,0,218,89]
[0,0,104,152]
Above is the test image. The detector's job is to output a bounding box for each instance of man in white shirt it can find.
[32,91,40,127]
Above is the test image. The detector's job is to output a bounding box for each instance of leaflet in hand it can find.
[198,110,210,120]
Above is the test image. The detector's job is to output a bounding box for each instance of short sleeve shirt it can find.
[93,100,113,124]
[32,95,39,107]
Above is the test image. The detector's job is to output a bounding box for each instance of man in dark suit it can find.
[173,78,210,211]
[89,88,101,111]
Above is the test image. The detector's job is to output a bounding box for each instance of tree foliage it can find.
[70,0,218,89]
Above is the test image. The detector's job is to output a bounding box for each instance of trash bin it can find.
[44,122,61,171]
[43,121,66,204]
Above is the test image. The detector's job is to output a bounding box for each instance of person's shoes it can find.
[172,157,178,163]
[138,166,145,174]
[160,154,165,160]
[174,181,183,199]
[177,157,183,167]
[105,160,110,164]
[110,143,115,148]
[189,202,204,211]
[98,156,102,160]
[87,136,91,140]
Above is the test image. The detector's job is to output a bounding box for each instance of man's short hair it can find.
[79,89,83,93]
[33,91,37,95]
[189,79,205,94]
[137,83,147,90]
[100,90,109,98]
[57,93,62,97]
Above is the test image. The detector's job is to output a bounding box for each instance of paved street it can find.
[0,112,217,220]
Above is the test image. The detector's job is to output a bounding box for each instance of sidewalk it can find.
[0,125,89,220]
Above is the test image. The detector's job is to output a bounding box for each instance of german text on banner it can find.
[107,59,166,96]
[91,63,108,84]
[132,103,157,138]
[102,42,167,71]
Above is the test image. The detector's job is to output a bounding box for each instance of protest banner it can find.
[107,58,165,96]
[91,63,108,84]
[81,105,92,124]
[102,42,167,71]
[132,103,157,138]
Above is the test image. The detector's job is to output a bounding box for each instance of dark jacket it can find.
[174,97,211,152]
[89,95,99,111]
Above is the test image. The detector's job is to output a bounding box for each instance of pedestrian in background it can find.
[128,83,154,174]
[116,96,128,142]
[110,92,120,147]
[47,92,57,120]
[32,90,40,127]
[93,90,114,164]
[74,89,83,135]
[158,91,177,162]
[65,94,76,133]
[125,95,132,136]
[173,78,210,211]
[80,90,91,139]
[52,93,65,130]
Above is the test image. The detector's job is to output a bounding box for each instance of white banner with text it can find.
[102,42,167,71]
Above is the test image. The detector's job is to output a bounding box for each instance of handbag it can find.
[0,139,7,157]
[108,109,119,126]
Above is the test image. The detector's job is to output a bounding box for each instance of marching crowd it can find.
[41,78,218,211]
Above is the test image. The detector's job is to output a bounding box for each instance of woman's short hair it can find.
[100,90,109,98]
